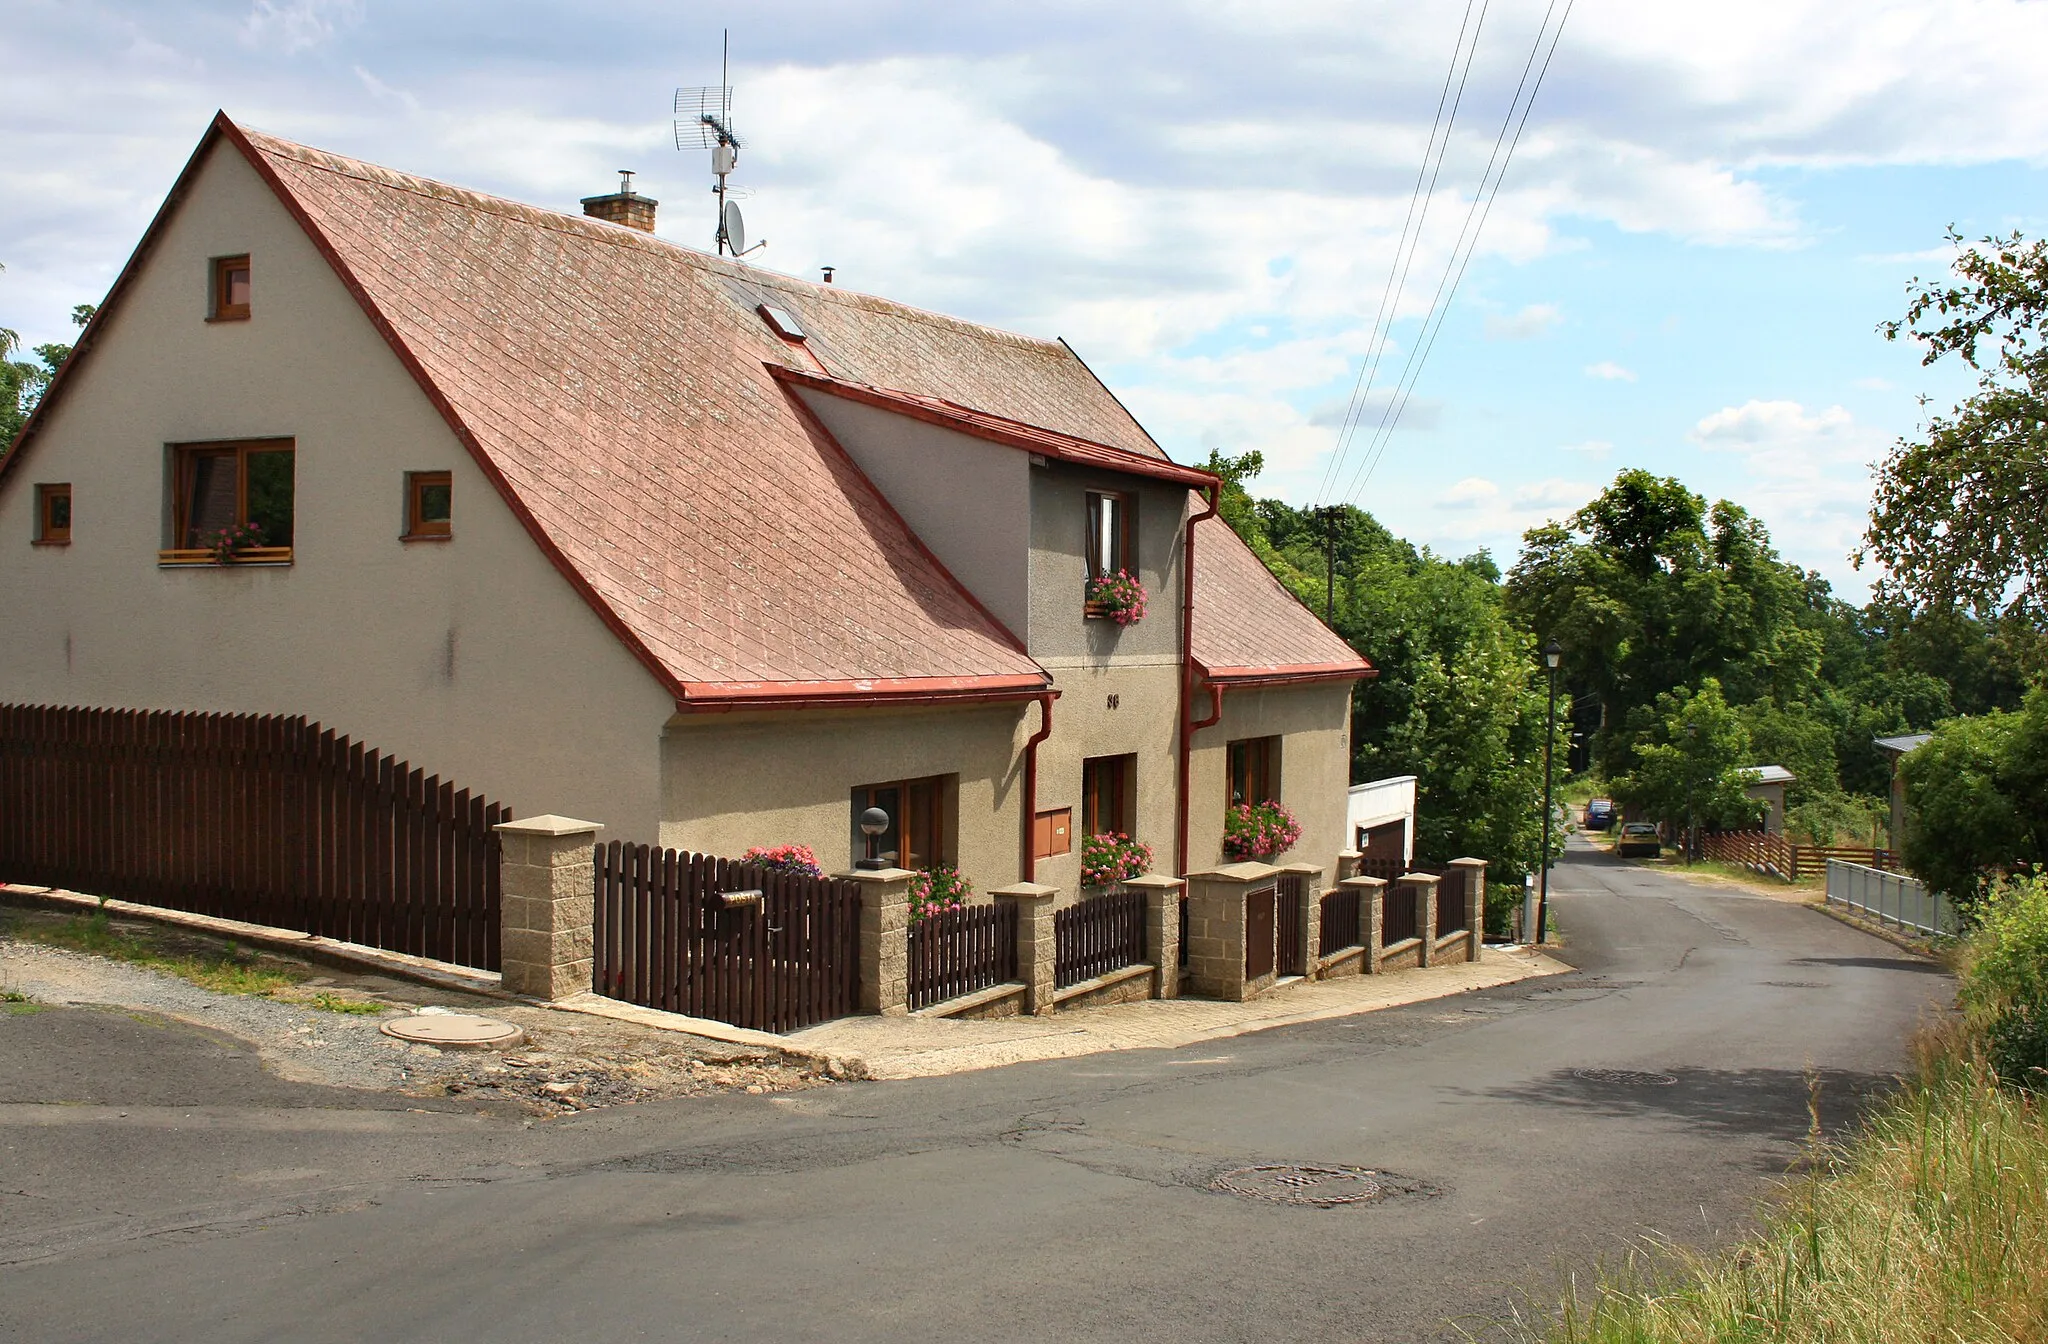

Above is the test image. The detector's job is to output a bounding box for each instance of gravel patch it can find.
[0,905,838,1116]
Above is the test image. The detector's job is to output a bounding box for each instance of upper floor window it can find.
[1085,490,1131,581]
[1227,736,1280,806]
[210,254,251,321]
[405,470,452,539]
[162,438,294,565]
[33,484,71,545]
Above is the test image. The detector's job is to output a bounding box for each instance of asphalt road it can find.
[0,842,1952,1343]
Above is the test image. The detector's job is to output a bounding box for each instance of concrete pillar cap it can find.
[1122,873,1186,891]
[495,815,603,837]
[1192,861,1281,882]
[838,867,917,883]
[990,881,1060,900]
[1339,874,1387,889]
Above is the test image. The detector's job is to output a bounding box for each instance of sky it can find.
[6,0,2047,600]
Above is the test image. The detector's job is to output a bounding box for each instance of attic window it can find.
[34,484,71,545]
[210,254,251,322]
[759,305,806,340]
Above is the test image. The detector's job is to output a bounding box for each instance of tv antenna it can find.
[675,30,764,258]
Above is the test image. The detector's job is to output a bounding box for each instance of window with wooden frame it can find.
[1227,735,1280,807]
[404,470,452,539]
[851,775,954,871]
[1081,754,1134,837]
[161,438,294,565]
[1085,490,1132,583]
[210,254,251,322]
[33,484,71,545]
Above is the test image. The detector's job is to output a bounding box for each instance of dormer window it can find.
[211,254,251,321]
[1085,490,1131,581]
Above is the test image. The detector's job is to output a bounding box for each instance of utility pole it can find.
[1538,639,1563,945]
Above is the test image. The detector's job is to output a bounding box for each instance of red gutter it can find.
[1175,482,1222,878]
[1199,661,1379,688]
[1021,693,1055,881]
[677,680,1051,714]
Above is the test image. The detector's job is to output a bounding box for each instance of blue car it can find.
[1584,798,1616,831]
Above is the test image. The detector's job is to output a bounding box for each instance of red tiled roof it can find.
[227,120,1081,703]
[772,368,1218,487]
[1191,512,1375,685]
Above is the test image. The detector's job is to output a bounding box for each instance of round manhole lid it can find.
[1573,1067,1678,1087]
[1212,1164,1387,1206]
[381,1014,525,1050]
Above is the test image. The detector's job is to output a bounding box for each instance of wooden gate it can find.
[591,842,861,1034]
[1276,871,1306,977]
[0,704,507,969]
[1244,883,1277,981]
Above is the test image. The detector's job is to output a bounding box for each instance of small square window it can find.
[1227,736,1281,807]
[211,254,251,321]
[34,483,71,545]
[405,471,452,539]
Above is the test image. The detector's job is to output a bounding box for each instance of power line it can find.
[1340,0,1576,507]
[1313,0,1492,508]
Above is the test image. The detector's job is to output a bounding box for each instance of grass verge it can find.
[7,909,388,1014]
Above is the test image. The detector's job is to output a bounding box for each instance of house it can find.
[1346,775,1415,866]
[0,114,1372,898]
[1740,765,1795,834]
[1873,733,1931,851]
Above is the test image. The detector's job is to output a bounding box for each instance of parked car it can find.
[1615,822,1663,858]
[1584,798,1616,831]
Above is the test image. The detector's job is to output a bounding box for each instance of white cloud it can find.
[241,0,362,54]
[1585,361,1638,382]
[1484,303,1562,341]
[1689,399,1890,585]
[1426,475,1595,542]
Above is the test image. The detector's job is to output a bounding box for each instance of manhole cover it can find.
[1211,1164,1387,1206]
[1573,1067,1679,1087]
[380,1014,525,1050]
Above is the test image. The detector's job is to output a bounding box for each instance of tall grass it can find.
[1526,878,2048,1344]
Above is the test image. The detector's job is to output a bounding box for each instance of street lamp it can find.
[855,807,890,871]
[1537,639,1563,945]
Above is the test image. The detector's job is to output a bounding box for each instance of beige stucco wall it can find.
[1187,681,1354,878]
[1030,661,1181,898]
[1029,464,1188,662]
[659,701,1032,885]
[0,139,675,837]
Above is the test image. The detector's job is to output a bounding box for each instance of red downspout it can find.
[1176,483,1221,877]
[1021,692,1055,881]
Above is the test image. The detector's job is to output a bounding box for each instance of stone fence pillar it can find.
[1182,862,1281,1002]
[1281,862,1324,978]
[1126,873,1185,999]
[494,815,603,1001]
[1450,857,1488,963]
[1398,872,1441,968]
[1343,875,1387,973]
[992,882,1059,1015]
[842,868,913,1016]
[1336,850,1363,882]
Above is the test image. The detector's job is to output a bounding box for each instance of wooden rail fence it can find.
[1381,880,1420,945]
[1054,889,1147,990]
[1435,865,1470,938]
[1276,871,1307,977]
[0,704,506,969]
[592,842,861,1034]
[907,902,1018,1011]
[1700,830,1897,882]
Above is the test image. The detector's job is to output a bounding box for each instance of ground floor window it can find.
[1081,754,1134,836]
[852,775,953,870]
[1227,735,1280,807]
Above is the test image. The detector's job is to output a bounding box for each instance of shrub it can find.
[1223,800,1301,862]
[740,844,824,879]
[1958,870,2048,1091]
[907,866,972,924]
[1087,569,1148,626]
[1081,833,1152,887]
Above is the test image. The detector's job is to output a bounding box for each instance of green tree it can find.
[1864,229,2048,620]
[1901,689,2048,906]
[1610,679,1763,839]
[0,279,92,456]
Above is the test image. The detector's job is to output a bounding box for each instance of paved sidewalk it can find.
[793,945,1574,1079]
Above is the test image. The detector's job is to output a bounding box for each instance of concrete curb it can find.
[1806,898,1949,963]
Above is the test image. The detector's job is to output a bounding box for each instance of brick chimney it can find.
[582,170,657,232]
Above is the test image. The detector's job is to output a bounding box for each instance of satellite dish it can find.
[722,201,746,256]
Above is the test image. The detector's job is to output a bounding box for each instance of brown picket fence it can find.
[1277,870,1307,976]
[0,704,506,969]
[1435,865,1471,938]
[591,842,861,1034]
[1700,830,1898,881]
[1320,883,1362,955]
[1054,888,1146,990]
[907,902,1018,1011]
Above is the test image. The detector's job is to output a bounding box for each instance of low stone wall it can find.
[1316,945,1367,980]
[1378,937,1424,973]
[1052,962,1155,1011]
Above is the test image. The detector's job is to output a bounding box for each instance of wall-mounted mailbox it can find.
[1031,808,1072,860]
